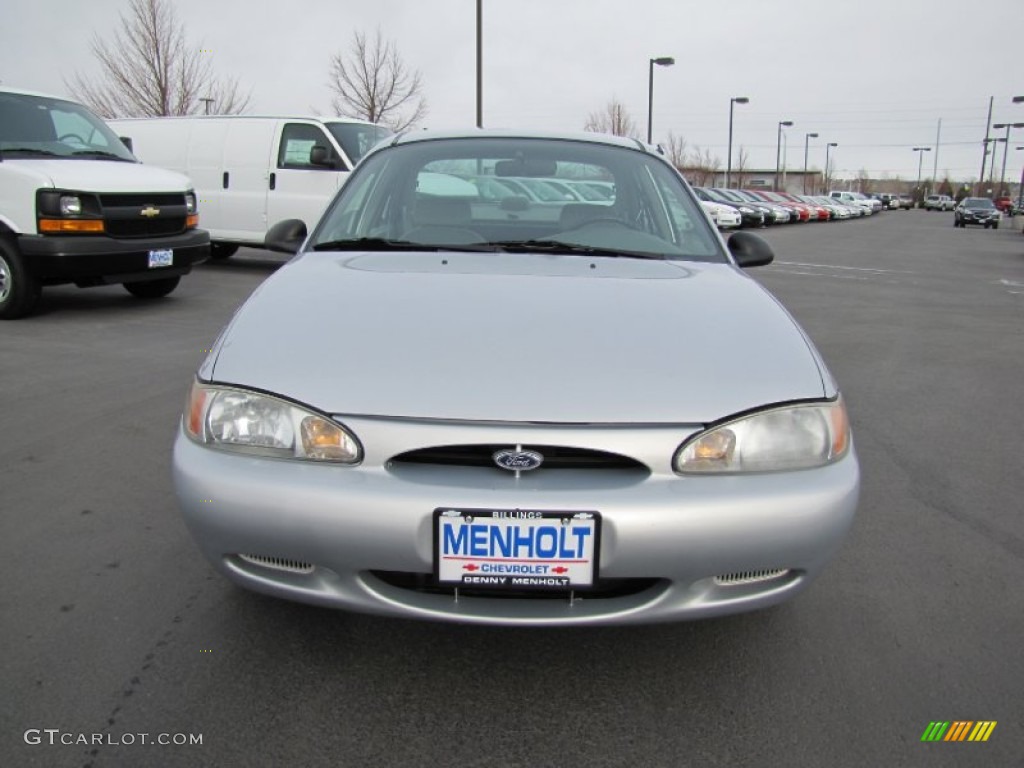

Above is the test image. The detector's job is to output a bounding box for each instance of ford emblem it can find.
[493,449,544,472]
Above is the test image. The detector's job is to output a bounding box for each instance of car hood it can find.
[207,251,829,423]
[7,158,192,192]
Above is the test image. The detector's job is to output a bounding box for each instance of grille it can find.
[390,444,646,471]
[371,571,661,600]
[714,569,790,586]
[237,554,315,574]
[98,193,184,207]
[98,192,188,238]
[104,217,187,237]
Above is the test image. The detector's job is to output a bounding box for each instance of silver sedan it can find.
[173,130,859,625]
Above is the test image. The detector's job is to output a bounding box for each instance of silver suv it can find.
[924,194,954,211]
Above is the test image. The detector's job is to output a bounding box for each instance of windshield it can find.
[0,91,136,161]
[309,137,725,262]
[326,122,393,164]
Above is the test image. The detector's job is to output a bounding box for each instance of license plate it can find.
[434,508,600,590]
[148,249,173,268]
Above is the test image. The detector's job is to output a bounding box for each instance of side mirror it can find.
[727,231,774,268]
[309,145,335,168]
[120,136,133,152]
[265,219,308,254]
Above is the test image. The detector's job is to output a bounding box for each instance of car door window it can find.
[278,123,336,170]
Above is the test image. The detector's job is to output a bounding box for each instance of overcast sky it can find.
[3,0,1022,186]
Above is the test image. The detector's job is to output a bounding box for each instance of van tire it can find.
[0,239,42,320]
[123,276,180,299]
[209,243,239,260]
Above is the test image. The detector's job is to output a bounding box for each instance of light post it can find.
[913,147,931,204]
[199,97,214,115]
[802,132,818,193]
[824,142,838,193]
[991,123,1024,195]
[775,120,793,192]
[646,57,674,144]
[1016,146,1024,211]
[725,96,748,188]
[476,0,482,128]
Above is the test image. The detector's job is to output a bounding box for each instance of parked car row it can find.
[688,186,890,229]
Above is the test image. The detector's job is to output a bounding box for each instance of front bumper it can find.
[18,230,210,285]
[172,415,860,626]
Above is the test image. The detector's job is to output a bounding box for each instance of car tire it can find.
[209,243,239,260]
[123,276,181,299]
[993,223,999,230]
[0,238,42,320]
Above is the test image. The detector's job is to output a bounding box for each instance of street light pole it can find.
[991,123,1024,195]
[476,0,482,128]
[913,147,931,204]
[803,132,818,194]
[1016,146,1024,211]
[646,57,674,145]
[725,96,748,188]
[775,120,793,192]
[824,142,838,192]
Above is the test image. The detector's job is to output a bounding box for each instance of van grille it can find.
[98,192,189,238]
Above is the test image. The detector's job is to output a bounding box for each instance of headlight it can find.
[185,192,197,215]
[184,381,361,463]
[60,195,83,215]
[675,399,850,474]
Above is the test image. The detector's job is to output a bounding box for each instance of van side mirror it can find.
[309,145,335,168]
[265,219,308,254]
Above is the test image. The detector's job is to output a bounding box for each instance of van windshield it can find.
[326,122,393,165]
[0,92,136,161]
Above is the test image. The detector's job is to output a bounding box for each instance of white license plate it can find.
[148,249,173,268]
[434,508,600,590]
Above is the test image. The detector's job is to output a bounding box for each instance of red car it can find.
[993,196,1015,213]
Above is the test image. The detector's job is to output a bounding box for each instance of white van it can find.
[0,87,209,319]
[108,115,391,258]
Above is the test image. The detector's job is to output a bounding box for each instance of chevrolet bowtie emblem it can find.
[140,205,160,218]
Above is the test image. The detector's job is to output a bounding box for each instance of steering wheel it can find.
[58,133,87,144]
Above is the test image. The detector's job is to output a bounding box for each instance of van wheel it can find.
[209,243,239,260]
[123,276,180,298]
[0,239,42,319]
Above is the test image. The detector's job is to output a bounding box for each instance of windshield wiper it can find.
[71,150,135,161]
[311,237,493,253]
[0,147,61,157]
[490,240,667,260]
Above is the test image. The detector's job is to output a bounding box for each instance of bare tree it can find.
[686,146,722,187]
[583,98,639,139]
[664,132,688,172]
[734,146,749,189]
[327,28,427,131]
[67,0,249,117]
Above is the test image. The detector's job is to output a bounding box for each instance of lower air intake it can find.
[237,554,314,574]
[714,569,790,586]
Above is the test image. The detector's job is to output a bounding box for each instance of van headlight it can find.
[184,381,361,463]
[675,399,850,473]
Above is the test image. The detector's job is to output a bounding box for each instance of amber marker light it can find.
[39,219,105,233]
[186,214,199,228]
[829,399,850,458]
[186,383,207,438]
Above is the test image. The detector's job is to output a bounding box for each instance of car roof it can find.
[383,128,657,154]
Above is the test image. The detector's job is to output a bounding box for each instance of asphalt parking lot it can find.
[2,211,1022,768]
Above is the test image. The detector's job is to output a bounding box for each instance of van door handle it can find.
[269,173,276,191]
[222,172,229,189]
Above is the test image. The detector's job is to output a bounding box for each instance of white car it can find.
[700,200,742,229]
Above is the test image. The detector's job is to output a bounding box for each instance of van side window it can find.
[278,123,337,170]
